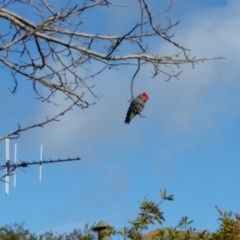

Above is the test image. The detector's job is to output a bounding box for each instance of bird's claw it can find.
[139,113,146,118]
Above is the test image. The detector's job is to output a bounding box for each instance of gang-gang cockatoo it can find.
[125,92,149,124]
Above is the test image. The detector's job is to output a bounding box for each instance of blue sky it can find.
[0,0,240,236]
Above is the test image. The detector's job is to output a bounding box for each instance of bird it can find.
[125,92,149,124]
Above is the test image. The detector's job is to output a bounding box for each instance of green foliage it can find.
[211,210,240,240]
[0,223,37,240]
[118,189,240,240]
[159,189,174,202]
[1,190,240,240]
[119,189,172,240]
[175,217,194,230]
[96,226,116,238]
[0,223,95,240]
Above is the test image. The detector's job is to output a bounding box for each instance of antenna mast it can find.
[14,143,17,188]
[1,139,81,194]
[5,138,9,195]
[39,144,43,181]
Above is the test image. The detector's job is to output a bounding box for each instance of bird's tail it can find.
[125,112,133,124]
[125,116,130,124]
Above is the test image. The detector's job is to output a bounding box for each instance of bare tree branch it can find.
[0,0,223,138]
[0,98,82,141]
[130,59,141,101]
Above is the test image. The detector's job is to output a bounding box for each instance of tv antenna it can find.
[1,138,81,195]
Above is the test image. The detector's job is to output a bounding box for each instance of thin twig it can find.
[0,99,81,141]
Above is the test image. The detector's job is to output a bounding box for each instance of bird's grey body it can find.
[125,93,149,124]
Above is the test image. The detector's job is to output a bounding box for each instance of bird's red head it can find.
[142,92,149,101]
